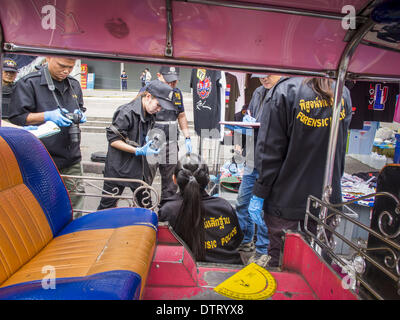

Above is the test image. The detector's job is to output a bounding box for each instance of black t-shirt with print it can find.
[190,69,222,136]
[349,81,399,129]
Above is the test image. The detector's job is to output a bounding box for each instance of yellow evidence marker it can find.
[214,263,277,300]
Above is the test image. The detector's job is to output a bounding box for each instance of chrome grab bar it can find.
[305,192,400,300]
[60,174,160,213]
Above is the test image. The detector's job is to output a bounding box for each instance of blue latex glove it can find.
[185,137,192,154]
[44,108,72,127]
[135,140,160,156]
[74,109,87,123]
[243,114,256,123]
[209,174,219,184]
[23,125,38,131]
[248,195,265,226]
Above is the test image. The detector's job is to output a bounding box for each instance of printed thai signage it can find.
[81,64,88,89]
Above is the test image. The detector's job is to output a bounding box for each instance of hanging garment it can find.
[244,73,262,106]
[393,95,400,123]
[224,72,240,121]
[219,71,226,141]
[191,68,222,136]
[230,72,246,113]
[349,81,400,129]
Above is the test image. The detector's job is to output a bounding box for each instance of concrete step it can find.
[82,160,104,174]
[86,116,112,122]
[82,121,196,133]
[81,117,110,133]
[86,116,195,125]
[81,125,107,133]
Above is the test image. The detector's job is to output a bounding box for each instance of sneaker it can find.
[238,241,255,252]
[247,252,271,268]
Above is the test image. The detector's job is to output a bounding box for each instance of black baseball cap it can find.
[3,59,17,72]
[159,66,179,83]
[146,80,177,111]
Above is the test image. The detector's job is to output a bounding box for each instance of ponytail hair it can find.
[172,154,210,260]
[134,90,150,101]
[304,78,334,105]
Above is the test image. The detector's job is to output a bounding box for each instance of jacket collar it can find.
[131,97,153,123]
[264,76,290,102]
[39,70,71,94]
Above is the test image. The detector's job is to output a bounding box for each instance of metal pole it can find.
[317,18,375,245]
[0,54,3,126]
[165,0,173,57]
[322,19,375,202]
[120,62,124,91]
[175,0,355,21]
[5,42,400,84]
[0,22,3,126]
[3,43,331,79]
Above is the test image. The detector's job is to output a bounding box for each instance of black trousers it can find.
[264,214,321,267]
[97,180,153,210]
[148,141,178,203]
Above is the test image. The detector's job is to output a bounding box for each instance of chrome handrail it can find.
[305,193,400,300]
[60,174,160,213]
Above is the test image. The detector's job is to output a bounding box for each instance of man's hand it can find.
[243,114,256,123]
[73,109,87,123]
[135,140,160,156]
[185,137,192,154]
[44,108,72,127]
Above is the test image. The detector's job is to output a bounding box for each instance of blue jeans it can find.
[235,168,269,255]
[121,80,127,90]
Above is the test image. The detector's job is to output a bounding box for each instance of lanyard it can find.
[43,66,81,112]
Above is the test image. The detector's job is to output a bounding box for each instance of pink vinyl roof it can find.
[0,0,399,78]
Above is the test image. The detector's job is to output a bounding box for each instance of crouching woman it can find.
[159,154,244,264]
[98,80,178,210]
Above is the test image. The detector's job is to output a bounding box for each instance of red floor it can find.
[143,227,358,300]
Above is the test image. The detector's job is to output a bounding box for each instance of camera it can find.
[63,111,82,143]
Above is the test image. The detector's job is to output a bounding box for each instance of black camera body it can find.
[64,111,82,143]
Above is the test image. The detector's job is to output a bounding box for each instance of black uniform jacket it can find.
[104,97,154,186]
[244,85,269,162]
[8,70,84,170]
[253,77,352,220]
[248,85,268,121]
[1,83,16,119]
[159,191,244,264]
[153,87,185,141]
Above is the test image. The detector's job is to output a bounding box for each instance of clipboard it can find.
[30,121,61,139]
[219,121,260,128]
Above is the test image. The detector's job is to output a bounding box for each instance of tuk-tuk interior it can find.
[0,0,399,300]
